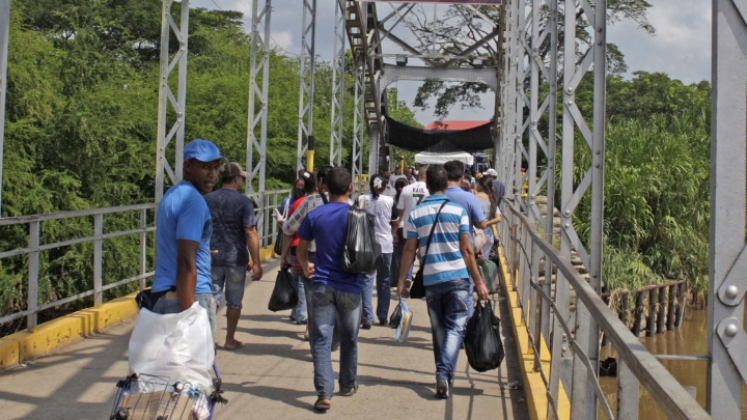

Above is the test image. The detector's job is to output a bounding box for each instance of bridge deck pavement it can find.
[0,258,528,420]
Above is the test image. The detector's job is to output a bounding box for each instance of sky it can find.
[192,0,711,125]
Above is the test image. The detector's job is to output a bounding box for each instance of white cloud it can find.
[608,0,711,84]
[270,31,293,50]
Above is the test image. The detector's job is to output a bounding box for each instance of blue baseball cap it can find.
[184,139,225,163]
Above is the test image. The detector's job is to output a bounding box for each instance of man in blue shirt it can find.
[151,139,225,341]
[297,167,362,412]
[443,160,498,240]
[397,165,489,399]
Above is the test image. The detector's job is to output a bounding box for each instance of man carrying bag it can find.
[396,165,490,399]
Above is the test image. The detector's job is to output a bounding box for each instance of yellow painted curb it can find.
[498,244,571,420]
[1,244,280,372]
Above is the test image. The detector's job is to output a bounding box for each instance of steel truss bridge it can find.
[0,0,745,419]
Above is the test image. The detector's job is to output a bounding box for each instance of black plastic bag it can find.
[389,304,402,328]
[273,228,284,256]
[341,207,382,273]
[268,268,299,312]
[464,302,504,372]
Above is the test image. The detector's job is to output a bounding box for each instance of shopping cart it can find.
[109,363,226,420]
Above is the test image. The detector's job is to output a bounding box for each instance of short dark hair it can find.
[301,172,316,194]
[426,165,448,193]
[316,166,333,186]
[221,175,238,184]
[444,160,465,182]
[326,167,351,196]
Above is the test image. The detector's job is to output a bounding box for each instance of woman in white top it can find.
[475,176,502,257]
[357,174,394,328]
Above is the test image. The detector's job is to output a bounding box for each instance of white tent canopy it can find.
[414,151,474,165]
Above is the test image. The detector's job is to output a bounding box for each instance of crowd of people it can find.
[149,139,506,412]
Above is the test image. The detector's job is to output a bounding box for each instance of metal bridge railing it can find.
[0,189,291,332]
[499,196,711,420]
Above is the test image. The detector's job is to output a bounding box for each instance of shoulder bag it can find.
[409,199,449,299]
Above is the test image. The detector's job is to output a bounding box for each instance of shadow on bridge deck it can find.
[0,259,529,420]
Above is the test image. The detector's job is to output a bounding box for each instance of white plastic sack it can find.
[128,302,215,392]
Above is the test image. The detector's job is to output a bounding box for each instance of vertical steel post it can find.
[708,0,747,417]
[575,0,607,417]
[352,56,365,192]
[139,209,147,291]
[297,0,317,171]
[93,214,103,307]
[27,221,39,330]
[330,0,345,166]
[0,0,9,217]
[247,0,272,194]
[368,127,380,175]
[542,0,559,346]
[514,0,525,204]
[616,360,640,420]
[155,0,190,203]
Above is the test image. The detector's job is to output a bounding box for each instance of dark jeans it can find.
[361,252,393,323]
[310,283,362,399]
[298,252,340,350]
[425,279,473,382]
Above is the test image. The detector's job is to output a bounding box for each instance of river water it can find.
[598,308,747,418]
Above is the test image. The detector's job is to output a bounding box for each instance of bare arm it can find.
[297,239,314,279]
[460,233,489,300]
[245,226,263,280]
[392,209,405,242]
[176,240,199,310]
[396,238,418,298]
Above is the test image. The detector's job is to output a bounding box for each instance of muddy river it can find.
[598,308,747,418]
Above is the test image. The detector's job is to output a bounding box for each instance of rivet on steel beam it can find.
[562,334,567,340]
[597,40,603,46]
[596,150,601,155]
[726,323,739,337]
[566,100,573,106]
[562,345,568,352]
[564,223,570,228]
[726,285,739,299]
[566,87,573,94]
[564,210,570,216]
[595,163,600,168]
[597,27,603,32]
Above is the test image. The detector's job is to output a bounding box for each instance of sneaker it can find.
[379,319,388,326]
[361,322,372,330]
[435,377,449,399]
[339,384,358,397]
[313,398,331,411]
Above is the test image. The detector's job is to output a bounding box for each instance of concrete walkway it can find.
[0,259,529,420]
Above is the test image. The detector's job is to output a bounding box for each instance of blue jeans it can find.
[425,279,473,382]
[287,255,307,323]
[361,253,393,323]
[211,265,247,310]
[310,283,361,399]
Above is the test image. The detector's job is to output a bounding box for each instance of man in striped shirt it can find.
[396,165,489,399]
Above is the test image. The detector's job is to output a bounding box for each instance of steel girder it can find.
[0,0,8,216]
[247,0,272,193]
[330,0,346,166]
[378,64,499,96]
[297,0,317,171]
[708,0,747,418]
[155,0,190,203]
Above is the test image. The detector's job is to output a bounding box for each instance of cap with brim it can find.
[486,169,498,176]
[184,139,226,163]
[221,162,247,179]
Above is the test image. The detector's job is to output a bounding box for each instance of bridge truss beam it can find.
[155,0,191,203]
[247,0,272,194]
[329,0,346,166]
[297,0,317,171]
[0,0,8,216]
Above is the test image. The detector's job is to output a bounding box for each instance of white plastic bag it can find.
[128,302,215,392]
[392,299,413,342]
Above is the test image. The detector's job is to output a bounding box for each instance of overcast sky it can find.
[192,0,711,125]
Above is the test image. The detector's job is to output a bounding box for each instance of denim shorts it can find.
[212,265,247,310]
[153,292,218,340]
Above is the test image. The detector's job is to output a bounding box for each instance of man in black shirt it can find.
[205,162,263,350]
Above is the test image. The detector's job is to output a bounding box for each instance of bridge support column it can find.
[297,0,317,171]
[247,0,272,195]
[0,0,8,216]
[368,126,380,176]
[155,0,190,203]
[329,0,345,166]
[708,0,747,417]
[352,56,365,195]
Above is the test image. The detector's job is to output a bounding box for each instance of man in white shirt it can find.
[391,166,429,286]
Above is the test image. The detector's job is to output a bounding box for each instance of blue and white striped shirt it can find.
[406,195,470,286]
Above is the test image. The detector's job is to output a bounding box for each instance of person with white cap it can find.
[485,168,505,207]
[204,162,263,350]
[150,139,226,341]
